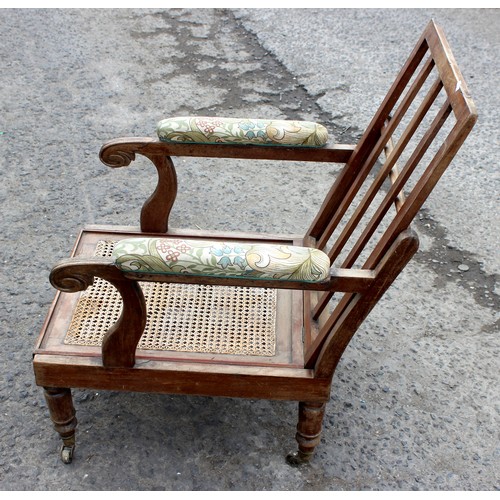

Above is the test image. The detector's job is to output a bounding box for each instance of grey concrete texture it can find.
[0,8,498,491]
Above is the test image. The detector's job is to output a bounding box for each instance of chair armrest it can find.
[48,254,374,371]
[110,237,374,292]
[99,137,356,166]
[98,137,356,233]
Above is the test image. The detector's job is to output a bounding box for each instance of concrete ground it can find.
[0,8,498,490]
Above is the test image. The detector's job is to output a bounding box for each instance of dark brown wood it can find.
[314,107,452,318]
[34,21,477,465]
[139,154,178,233]
[286,401,327,465]
[50,258,147,368]
[34,356,331,401]
[305,230,419,371]
[120,266,375,293]
[425,21,477,120]
[316,56,436,253]
[326,75,443,265]
[345,100,452,271]
[43,387,77,464]
[99,137,355,164]
[305,26,429,242]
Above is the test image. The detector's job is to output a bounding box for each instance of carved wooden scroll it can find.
[50,258,147,368]
[99,138,178,232]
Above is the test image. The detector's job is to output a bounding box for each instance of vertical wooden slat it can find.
[312,71,441,321]
[385,137,406,212]
[305,20,477,381]
[306,230,419,370]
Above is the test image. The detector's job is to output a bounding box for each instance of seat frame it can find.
[33,20,476,465]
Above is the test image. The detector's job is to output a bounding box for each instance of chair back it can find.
[305,20,477,371]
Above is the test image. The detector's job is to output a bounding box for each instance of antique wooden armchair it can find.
[33,21,476,465]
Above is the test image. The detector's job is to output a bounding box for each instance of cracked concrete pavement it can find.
[0,8,498,490]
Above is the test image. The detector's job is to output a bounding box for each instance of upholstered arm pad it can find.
[113,238,331,283]
[157,117,328,147]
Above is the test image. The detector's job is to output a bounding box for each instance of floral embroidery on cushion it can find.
[245,245,330,281]
[157,116,328,147]
[238,120,268,141]
[113,238,331,283]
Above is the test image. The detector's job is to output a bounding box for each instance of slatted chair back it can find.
[305,20,477,371]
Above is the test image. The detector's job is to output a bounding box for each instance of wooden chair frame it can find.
[33,20,476,465]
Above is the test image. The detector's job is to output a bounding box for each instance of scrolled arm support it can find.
[101,149,136,168]
[50,258,147,369]
[50,267,95,293]
[99,138,153,168]
[99,138,177,232]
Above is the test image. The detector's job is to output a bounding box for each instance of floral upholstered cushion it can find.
[112,238,331,283]
[157,116,328,147]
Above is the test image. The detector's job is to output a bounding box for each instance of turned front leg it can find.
[286,401,326,466]
[43,387,77,464]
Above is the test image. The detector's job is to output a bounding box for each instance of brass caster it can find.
[286,450,312,467]
[61,445,75,464]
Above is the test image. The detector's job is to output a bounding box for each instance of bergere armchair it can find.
[33,20,477,465]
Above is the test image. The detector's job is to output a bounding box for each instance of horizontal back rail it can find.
[326,74,443,266]
[305,28,430,243]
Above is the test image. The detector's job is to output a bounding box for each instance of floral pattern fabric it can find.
[157,116,329,147]
[113,238,331,283]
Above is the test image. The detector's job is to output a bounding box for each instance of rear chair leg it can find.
[286,401,326,466]
[43,387,77,464]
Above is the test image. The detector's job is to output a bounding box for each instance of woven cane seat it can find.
[64,241,278,356]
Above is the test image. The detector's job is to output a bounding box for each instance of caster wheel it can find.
[286,450,311,467]
[61,445,75,464]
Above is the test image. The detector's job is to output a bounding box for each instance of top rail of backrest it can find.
[428,21,476,122]
[305,20,477,270]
